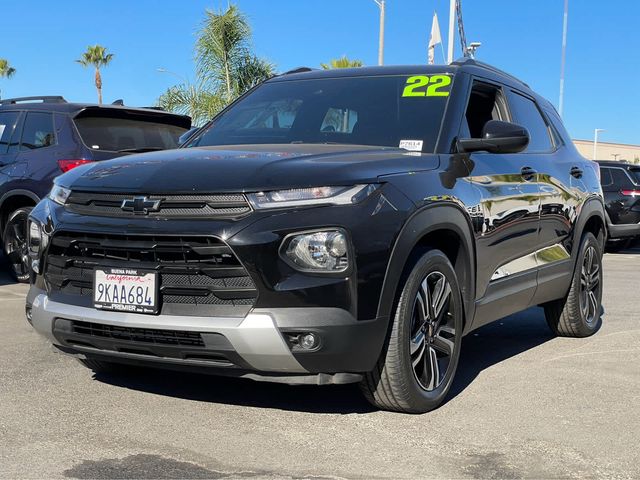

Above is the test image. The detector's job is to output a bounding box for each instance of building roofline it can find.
[573,139,640,148]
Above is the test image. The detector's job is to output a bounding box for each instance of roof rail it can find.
[452,58,530,88]
[282,67,316,75]
[0,95,67,105]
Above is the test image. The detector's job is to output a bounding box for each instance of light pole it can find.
[593,128,605,160]
[447,0,456,63]
[558,0,569,117]
[373,0,385,65]
[611,153,620,161]
[156,68,187,84]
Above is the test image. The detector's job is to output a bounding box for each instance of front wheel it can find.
[360,250,464,413]
[2,207,33,283]
[544,232,603,337]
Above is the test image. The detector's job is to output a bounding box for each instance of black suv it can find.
[26,60,605,413]
[0,96,191,281]
[596,160,640,251]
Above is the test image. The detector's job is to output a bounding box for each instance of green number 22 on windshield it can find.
[402,75,452,97]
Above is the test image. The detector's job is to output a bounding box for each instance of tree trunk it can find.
[224,59,232,103]
[95,68,103,104]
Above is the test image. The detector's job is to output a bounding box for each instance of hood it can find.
[59,144,439,193]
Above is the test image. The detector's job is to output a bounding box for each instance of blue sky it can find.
[1,0,638,144]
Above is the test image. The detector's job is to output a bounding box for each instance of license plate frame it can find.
[93,268,159,314]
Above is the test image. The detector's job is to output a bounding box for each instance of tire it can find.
[77,358,123,374]
[2,207,33,283]
[360,250,464,413]
[544,232,603,337]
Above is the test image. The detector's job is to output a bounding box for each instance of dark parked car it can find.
[596,160,640,251]
[27,60,606,413]
[0,96,191,281]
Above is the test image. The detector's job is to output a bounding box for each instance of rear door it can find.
[505,91,580,305]
[0,110,24,196]
[12,111,63,199]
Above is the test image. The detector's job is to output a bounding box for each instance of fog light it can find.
[299,333,318,350]
[31,259,40,274]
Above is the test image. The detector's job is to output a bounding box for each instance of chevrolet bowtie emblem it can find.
[121,196,162,215]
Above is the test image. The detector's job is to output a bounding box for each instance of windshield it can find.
[74,116,188,152]
[192,74,452,152]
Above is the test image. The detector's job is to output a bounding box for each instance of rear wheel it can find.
[2,207,33,283]
[544,232,603,337]
[360,250,463,413]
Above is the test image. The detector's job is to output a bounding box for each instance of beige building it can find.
[573,139,640,163]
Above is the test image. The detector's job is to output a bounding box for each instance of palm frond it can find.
[0,58,16,78]
[321,56,364,69]
[76,45,114,69]
[157,82,225,126]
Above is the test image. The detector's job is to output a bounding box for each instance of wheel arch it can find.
[0,190,40,239]
[377,203,477,333]
[574,197,607,258]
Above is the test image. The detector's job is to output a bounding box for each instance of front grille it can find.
[44,232,258,316]
[71,320,205,346]
[65,192,251,219]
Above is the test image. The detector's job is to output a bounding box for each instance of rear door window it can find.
[610,168,635,189]
[507,91,553,153]
[20,112,56,150]
[0,111,20,154]
[600,167,615,191]
[74,116,188,152]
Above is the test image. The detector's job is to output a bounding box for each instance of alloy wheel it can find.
[4,213,30,278]
[409,271,457,391]
[579,245,601,325]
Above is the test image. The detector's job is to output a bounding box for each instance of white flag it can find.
[428,12,442,65]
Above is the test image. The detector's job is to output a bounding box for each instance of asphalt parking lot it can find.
[1,249,639,480]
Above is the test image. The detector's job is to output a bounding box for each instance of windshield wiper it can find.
[117,147,165,153]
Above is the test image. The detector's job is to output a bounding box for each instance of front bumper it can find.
[28,288,387,384]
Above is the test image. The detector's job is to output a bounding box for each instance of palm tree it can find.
[158,5,274,125]
[0,59,16,99]
[0,59,16,79]
[196,5,274,102]
[320,56,364,69]
[76,45,114,104]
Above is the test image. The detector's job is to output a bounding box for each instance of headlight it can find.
[283,230,349,272]
[247,185,375,210]
[49,185,71,205]
[28,220,42,255]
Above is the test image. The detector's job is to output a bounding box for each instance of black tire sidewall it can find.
[393,250,464,410]
[3,207,33,283]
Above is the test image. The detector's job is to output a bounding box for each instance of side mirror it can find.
[457,120,530,154]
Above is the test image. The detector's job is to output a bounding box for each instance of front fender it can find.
[376,203,476,333]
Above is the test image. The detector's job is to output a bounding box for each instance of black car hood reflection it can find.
[59,144,440,193]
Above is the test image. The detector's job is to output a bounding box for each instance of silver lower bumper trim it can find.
[30,293,307,373]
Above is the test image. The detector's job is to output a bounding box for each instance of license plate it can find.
[93,268,158,314]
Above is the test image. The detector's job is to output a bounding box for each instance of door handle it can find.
[521,166,537,181]
[570,166,583,178]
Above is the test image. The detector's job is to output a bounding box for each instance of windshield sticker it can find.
[399,139,423,152]
[402,75,452,97]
